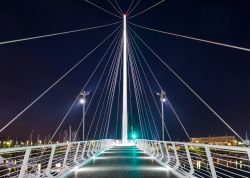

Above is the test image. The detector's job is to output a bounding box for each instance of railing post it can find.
[145,140,149,152]
[141,140,145,152]
[46,145,56,175]
[150,141,154,155]
[151,141,156,156]
[99,141,103,152]
[143,140,147,151]
[95,141,99,153]
[155,142,160,157]
[98,141,101,152]
[100,141,103,151]
[81,142,87,160]
[159,142,164,160]
[184,144,194,176]
[87,141,92,158]
[205,146,217,178]
[91,142,96,156]
[172,143,180,170]
[144,140,148,151]
[141,140,146,152]
[247,149,250,162]
[63,143,71,168]
[164,142,170,164]
[74,142,81,164]
[18,148,31,178]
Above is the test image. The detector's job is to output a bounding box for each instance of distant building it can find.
[191,136,238,146]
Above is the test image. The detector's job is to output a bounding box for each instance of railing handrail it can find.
[0,139,114,178]
[0,139,112,152]
[136,139,250,152]
[136,139,250,178]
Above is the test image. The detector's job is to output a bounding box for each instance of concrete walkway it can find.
[67,145,177,178]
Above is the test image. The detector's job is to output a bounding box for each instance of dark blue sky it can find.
[0,0,249,141]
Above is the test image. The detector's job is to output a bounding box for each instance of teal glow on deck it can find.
[67,145,177,178]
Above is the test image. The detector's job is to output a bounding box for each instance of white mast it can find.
[122,14,128,144]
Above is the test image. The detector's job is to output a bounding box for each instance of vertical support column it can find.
[172,143,180,170]
[150,141,155,155]
[122,14,128,144]
[74,143,81,164]
[184,144,194,176]
[164,142,170,164]
[155,142,160,157]
[247,149,250,162]
[46,145,56,175]
[63,143,71,168]
[205,147,217,178]
[87,141,92,158]
[19,148,31,178]
[159,142,164,160]
[81,142,87,160]
[91,142,96,156]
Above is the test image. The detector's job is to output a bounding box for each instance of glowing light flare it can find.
[80,98,86,104]
[161,98,166,102]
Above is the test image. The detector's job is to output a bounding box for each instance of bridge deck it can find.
[67,145,177,178]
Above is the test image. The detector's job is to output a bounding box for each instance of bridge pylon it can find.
[122,14,128,144]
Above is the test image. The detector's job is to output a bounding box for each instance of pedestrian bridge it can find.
[0,1,249,178]
[0,139,250,178]
[67,145,176,178]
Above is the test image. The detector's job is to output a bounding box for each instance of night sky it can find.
[0,0,249,141]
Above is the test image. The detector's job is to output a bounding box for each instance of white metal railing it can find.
[0,139,114,178]
[136,139,250,178]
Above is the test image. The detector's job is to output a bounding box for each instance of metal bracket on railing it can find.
[205,147,217,178]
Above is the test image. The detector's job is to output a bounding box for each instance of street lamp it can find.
[80,91,89,141]
[79,98,86,104]
[157,90,166,140]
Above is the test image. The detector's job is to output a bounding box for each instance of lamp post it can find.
[157,90,166,140]
[80,91,89,141]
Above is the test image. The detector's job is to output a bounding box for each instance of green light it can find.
[132,134,137,139]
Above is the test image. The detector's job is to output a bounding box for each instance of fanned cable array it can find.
[0,0,249,143]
